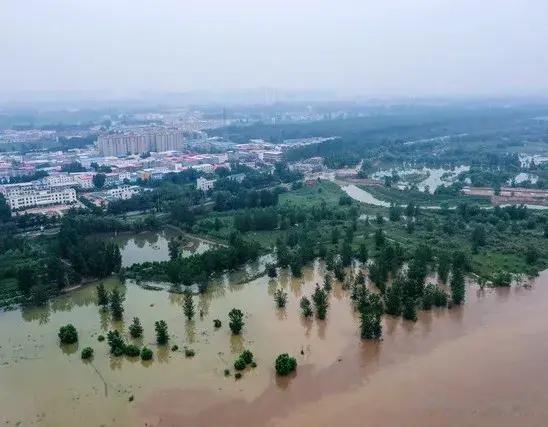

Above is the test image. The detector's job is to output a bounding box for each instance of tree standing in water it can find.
[274,288,288,308]
[155,320,169,345]
[312,285,329,320]
[451,267,466,305]
[300,296,313,317]
[129,317,143,338]
[109,288,124,320]
[183,290,195,320]
[168,238,180,261]
[96,283,109,308]
[228,308,244,335]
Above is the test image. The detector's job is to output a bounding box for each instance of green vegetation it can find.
[300,296,313,317]
[58,324,78,344]
[129,317,143,338]
[228,308,244,335]
[312,285,329,320]
[140,347,153,361]
[183,290,195,320]
[275,353,297,376]
[125,344,141,357]
[274,288,288,308]
[213,319,222,328]
[81,347,94,360]
[109,288,124,320]
[155,320,169,345]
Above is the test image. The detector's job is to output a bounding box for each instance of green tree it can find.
[107,330,126,356]
[384,280,403,316]
[323,273,333,292]
[312,285,329,320]
[402,297,417,321]
[96,283,109,307]
[109,288,124,320]
[374,228,385,248]
[300,296,313,317]
[275,353,297,376]
[155,320,169,345]
[17,265,38,294]
[437,251,451,283]
[129,317,143,338]
[341,240,352,267]
[358,242,368,263]
[451,268,465,305]
[58,324,78,344]
[168,238,180,261]
[81,347,94,360]
[228,308,244,335]
[265,263,278,278]
[183,290,195,320]
[274,288,288,308]
[140,347,153,360]
[93,173,106,189]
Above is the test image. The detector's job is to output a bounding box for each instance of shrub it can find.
[185,348,195,358]
[275,353,297,376]
[129,317,143,338]
[234,358,246,371]
[224,369,230,376]
[251,361,257,368]
[228,309,244,335]
[97,335,105,342]
[140,347,153,361]
[240,350,254,364]
[58,324,78,344]
[171,345,179,351]
[125,344,141,357]
[213,319,222,328]
[235,372,242,379]
[81,347,94,360]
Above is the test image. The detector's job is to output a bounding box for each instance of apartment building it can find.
[3,186,77,210]
[97,129,188,156]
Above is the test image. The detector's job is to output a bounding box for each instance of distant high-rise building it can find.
[97,129,188,156]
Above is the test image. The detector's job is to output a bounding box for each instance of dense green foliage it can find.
[275,353,297,376]
[58,324,78,344]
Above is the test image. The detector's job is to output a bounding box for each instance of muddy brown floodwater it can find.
[1,261,548,427]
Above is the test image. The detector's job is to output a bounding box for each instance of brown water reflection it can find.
[1,263,547,426]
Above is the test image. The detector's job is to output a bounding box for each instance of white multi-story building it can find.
[196,177,216,191]
[105,185,141,201]
[4,186,77,210]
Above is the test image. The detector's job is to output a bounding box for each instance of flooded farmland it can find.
[1,257,548,426]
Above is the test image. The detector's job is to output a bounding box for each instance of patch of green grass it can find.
[280,181,344,208]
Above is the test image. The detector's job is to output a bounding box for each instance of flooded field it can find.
[100,227,213,267]
[1,262,548,426]
[372,165,469,192]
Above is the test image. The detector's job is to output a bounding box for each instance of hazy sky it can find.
[2,0,548,98]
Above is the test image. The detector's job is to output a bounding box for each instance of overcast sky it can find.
[2,0,548,98]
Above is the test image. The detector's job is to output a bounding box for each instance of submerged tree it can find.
[228,308,244,335]
[437,251,451,284]
[275,353,297,376]
[168,238,180,261]
[265,263,278,278]
[107,330,126,356]
[402,297,417,321]
[274,288,288,308]
[155,320,169,345]
[451,268,465,305]
[109,288,124,321]
[96,283,109,308]
[58,324,78,344]
[183,290,195,320]
[300,296,313,317]
[129,317,143,338]
[323,273,333,292]
[312,285,329,320]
